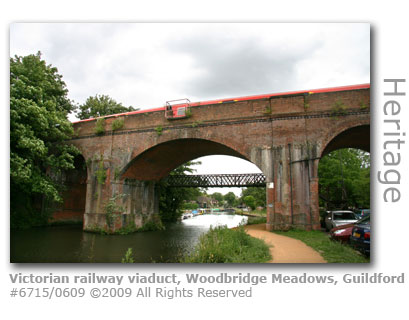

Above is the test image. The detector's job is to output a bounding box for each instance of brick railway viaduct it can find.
[58,84,370,232]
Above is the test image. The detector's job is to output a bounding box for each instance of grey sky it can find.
[10,23,370,195]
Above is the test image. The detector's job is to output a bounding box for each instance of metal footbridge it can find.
[163,173,266,188]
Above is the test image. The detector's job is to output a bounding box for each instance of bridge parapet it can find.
[71,85,370,140]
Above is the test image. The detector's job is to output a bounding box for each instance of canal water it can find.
[10,213,248,263]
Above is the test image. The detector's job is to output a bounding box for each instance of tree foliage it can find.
[211,192,224,204]
[318,148,370,209]
[76,94,137,120]
[240,187,266,208]
[224,192,238,207]
[158,161,204,222]
[10,52,79,227]
[243,195,256,210]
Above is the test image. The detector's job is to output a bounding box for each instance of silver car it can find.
[325,210,357,231]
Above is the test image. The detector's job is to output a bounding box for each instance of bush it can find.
[155,126,163,136]
[10,197,51,229]
[182,226,271,263]
[94,118,105,135]
[182,202,199,210]
[111,118,124,131]
[138,219,164,232]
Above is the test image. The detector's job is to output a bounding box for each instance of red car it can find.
[329,223,355,243]
[329,215,370,243]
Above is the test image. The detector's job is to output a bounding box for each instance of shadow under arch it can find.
[321,124,370,158]
[52,153,88,223]
[121,138,258,181]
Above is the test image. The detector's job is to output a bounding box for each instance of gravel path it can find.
[244,224,327,263]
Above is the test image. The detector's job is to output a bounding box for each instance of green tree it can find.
[10,52,79,227]
[318,148,370,209]
[241,187,266,208]
[76,94,137,120]
[211,192,224,205]
[158,161,203,222]
[243,195,256,210]
[224,192,238,207]
[182,202,199,210]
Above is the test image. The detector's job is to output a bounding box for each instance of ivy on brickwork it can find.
[94,118,105,135]
[263,105,272,115]
[155,126,163,136]
[185,108,192,118]
[331,100,348,116]
[359,100,369,110]
[104,194,125,228]
[190,120,203,128]
[95,157,107,185]
[111,118,124,131]
[304,96,310,111]
[114,167,121,180]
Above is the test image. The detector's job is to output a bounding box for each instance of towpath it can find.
[243,224,327,263]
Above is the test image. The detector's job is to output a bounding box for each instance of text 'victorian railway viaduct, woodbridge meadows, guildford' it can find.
[54,84,370,233]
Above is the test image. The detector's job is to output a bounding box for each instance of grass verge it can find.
[246,216,267,225]
[273,230,369,263]
[182,226,271,263]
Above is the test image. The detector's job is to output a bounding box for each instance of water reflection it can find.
[10,213,248,263]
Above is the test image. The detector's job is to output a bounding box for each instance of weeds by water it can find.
[121,248,135,263]
[138,219,165,232]
[182,225,271,263]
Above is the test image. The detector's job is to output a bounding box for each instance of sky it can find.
[10,23,370,195]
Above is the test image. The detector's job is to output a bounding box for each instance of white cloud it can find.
[10,23,370,108]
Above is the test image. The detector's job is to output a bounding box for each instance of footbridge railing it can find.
[162,173,266,188]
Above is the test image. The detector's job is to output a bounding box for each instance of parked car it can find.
[325,210,357,231]
[329,215,370,243]
[350,216,370,256]
[354,208,370,220]
[329,223,354,243]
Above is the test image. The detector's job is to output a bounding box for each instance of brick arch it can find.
[319,124,370,158]
[121,138,255,181]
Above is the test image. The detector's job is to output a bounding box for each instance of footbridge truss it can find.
[162,173,266,188]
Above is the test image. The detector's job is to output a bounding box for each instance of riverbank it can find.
[182,225,271,263]
[235,208,266,218]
